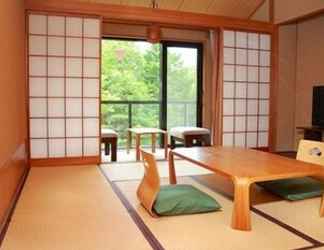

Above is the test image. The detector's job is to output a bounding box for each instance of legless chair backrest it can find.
[136,149,161,217]
[296,140,324,166]
[297,140,324,217]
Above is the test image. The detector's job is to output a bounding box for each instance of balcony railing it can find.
[101,100,196,147]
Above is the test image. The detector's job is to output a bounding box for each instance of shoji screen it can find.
[28,13,101,162]
[222,30,271,148]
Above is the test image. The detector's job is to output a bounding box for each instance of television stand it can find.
[296,126,324,141]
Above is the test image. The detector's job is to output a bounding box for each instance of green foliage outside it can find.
[101,40,197,147]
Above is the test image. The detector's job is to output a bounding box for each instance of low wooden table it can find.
[168,146,324,231]
[127,128,168,161]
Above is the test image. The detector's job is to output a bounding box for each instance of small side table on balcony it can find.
[127,128,168,161]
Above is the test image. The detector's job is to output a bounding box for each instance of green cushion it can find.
[153,184,221,216]
[258,177,324,201]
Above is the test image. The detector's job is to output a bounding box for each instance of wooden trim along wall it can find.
[25,0,274,33]
[30,156,100,167]
[0,143,28,242]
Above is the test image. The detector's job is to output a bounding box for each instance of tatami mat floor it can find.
[1,163,324,250]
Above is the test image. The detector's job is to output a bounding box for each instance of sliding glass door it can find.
[101,39,203,146]
[162,42,203,131]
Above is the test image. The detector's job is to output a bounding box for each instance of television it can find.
[312,86,324,127]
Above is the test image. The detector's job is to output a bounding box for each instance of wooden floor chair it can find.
[136,149,161,217]
[137,149,221,217]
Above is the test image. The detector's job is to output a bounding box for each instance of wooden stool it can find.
[101,129,118,162]
[170,127,211,149]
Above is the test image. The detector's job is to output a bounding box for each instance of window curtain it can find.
[209,29,222,145]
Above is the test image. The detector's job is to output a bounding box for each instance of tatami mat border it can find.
[191,176,324,250]
[99,166,165,250]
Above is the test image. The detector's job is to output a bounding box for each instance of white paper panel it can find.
[48,78,64,97]
[258,132,268,147]
[66,118,82,137]
[246,132,257,148]
[66,98,82,117]
[223,117,234,132]
[224,48,235,64]
[66,138,83,157]
[236,49,247,65]
[48,98,65,117]
[49,139,65,158]
[247,67,258,82]
[236,32,247,48]
[83,98,99,117]
[223,82,234,98]
[222,133,233,146]
[29,36,46,55]
[223,30,235,47]
[29,78,46,96]
[235,133,245,147]
[48,37,65,56]
[248,50,258,66]
[235,82,246,98]
[259,100,269,115]
[30,98,47,117]
[247,116,258,131]
[247,83,258,99]
[29,57,46,76]
[260,51,270,66]
[248,33,259,49]
[48,119,65,138]
[247,100,258,115]
[66,58,82,77]
[66,37,82,57]
[84,39,100,58]
[83,79,99,97]
[235,99,246,115]
[223,99,234,115]
[235,66,247,81]
[30,139,48,158]
[260,84,270,99]
[83,118,99,137]
[235,116,246,132]
[83,59,99,77]
[260,34,271,50]
[83,138,99,156]
[66,78,82,97]
[48,57,65,77]
[260,67,270,82]
[258,116,269,131]
[84,19,100,38]
[66,17,83,37]
[48,16,65,36]
[30,119,47,138]
[223,65,235,81]
[29,15,47,35]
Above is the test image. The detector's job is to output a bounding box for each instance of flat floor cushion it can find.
[258,177,324,201]
[153,184,221,216]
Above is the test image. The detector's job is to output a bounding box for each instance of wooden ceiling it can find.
[74,0,265,19]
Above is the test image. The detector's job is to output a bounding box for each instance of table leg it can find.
[168,151,177,184]
[164,133,168,159]
[152,133,156,153]
[127,131,131,154]
[135,134,141,161]
[231,178,251,231]
[320,195,324,217]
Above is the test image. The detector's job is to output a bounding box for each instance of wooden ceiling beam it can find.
[25,0,274,33]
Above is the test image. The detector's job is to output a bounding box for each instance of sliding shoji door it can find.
[28,13,101,162]
[222,30,271,148]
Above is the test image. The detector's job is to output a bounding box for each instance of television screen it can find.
[312,86,324,126]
